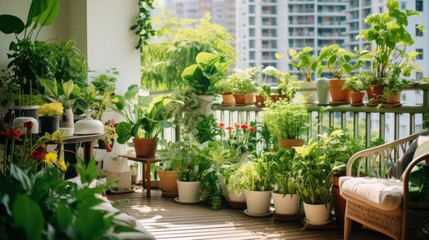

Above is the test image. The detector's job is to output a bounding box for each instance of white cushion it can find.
[413,137,429,161]
[339,176,403,210]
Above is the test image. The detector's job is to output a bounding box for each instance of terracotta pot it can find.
[367,84,385,104]
[255,95,265,107]
[233,94,246,105]
[221,94,235,106]
[385,91,401,104]
[332,172,346,226]
[244,93,255,105]
[278,138,304,148]
[328,79,349,102]
[349,91,365,104]
[157,169,179,197]
[133,138,157,158]
[270,94,289,103]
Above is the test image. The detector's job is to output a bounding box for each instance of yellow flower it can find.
[44,152,58,164]
[58,159,68,171]
[38,103,64,116]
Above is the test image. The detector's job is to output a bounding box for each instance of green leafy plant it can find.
[278,47,321,82]
[342,76,365,92]
[40,79,81,109]
[175,142,212,182]
[229,67,260,94]
[262,100,310,140]
[357,0,424,83]
[214,79,234,95]
[194,114,219,144]
[227,151,275,194]
[272,149,298,195]
[294,139,334,204]
[130,0,155,49]
[262,66,299,98]
[318,44,370,80]
[141,12,235,90]
[112,84,183,143]
[182,52,231,94]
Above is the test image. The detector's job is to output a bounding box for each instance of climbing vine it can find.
[130,0,155,49]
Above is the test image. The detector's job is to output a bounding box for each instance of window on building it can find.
[416,72,423,80]
[379,7,383,13]
[416,24,423,36]
[417,49,424,60]
[249,17,255,25]
[249,51,255,60]
[416,0,423,11]
[249,40,255,48]
[249,28,255,37]
[401,2,406,10]
[249,5,255,14]
[272,29,277,37]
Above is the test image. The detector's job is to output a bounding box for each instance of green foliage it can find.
[294,139,334,204]
[262,66,299,97]
[342,76,365,92]
[0,159,135,239]
[40,79,80,109]
[141,12,235,90]
[272,149,298,195]
[112,85,183,142]
[357,0,424,82]
[175,142,212,182]
[182,52,231,94]
[194,114,219,144]
[279,47,320,82]
[262,100,310,139]
[409,165,429,202]
[228,151,276,194]
[214,79,234,95]
[229,67,260,94]
[131,0,155,49]
[318,44,370,80]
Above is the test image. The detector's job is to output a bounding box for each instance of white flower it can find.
[263,66,278,76]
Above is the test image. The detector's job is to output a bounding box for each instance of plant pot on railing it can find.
[349,91,365,106]
[221,94,235,106]
[255,95,265,107]
[367,84,385,106]
[233,94,246,105]
[244,93,255,105]
[328,79,349,104]
[278,138,304,148]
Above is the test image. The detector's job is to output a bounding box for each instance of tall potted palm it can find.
[112,84,183,158]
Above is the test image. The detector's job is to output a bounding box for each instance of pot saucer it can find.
[350,103,364,106]
[381,102,403,108]
[329,101,349,106]
[244,209,273,217]
[304,217,333,225]
[174,197,202,204]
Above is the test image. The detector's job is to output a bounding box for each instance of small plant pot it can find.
[39,116,60,135]
[244,190,272,215]
[328,79,349,102]
[278,138,304,148]
[233,94,246,105]
[349,91,365,104]
[221,94,235,106]
[272,192,300,215]
[385,91,401,104]
[367,84,385,105]
[244,93,255,105]
[157,169,179,197]
[303,202,332,225]
[255,95,265,107]
[177,180,201,203]
[133,138,157,158]
[270,94,289,103]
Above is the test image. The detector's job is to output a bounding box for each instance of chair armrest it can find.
[346,133,419,177]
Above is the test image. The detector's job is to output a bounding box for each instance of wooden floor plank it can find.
[107,189,390,240]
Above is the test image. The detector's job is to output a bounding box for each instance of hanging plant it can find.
[131,0,156,49]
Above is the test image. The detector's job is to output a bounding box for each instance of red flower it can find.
[249,127,256,132]
[24,121,34,129]
[240,124,249,129]
[226,126,234,131]
[28,150,45,161]
[0,129,23,138]
[105,143,112,152]
[218,122,225,128]
[234,122,240,128]
[110,119,116,126]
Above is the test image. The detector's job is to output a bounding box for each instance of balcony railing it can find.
[154,83,429,149]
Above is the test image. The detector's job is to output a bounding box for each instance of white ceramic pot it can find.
[227,190,246,202]
[299,81,317,104]
[197,94,215,115]
[303,202,332,225]
[13,117,39,134]
[244,190,272,214]
[177,180,201,203]
[272,192,300,215]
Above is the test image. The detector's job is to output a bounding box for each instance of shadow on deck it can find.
[107,189,390,240]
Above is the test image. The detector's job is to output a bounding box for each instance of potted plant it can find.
[217,121,257,163]
[294,139,334,225]
[342,76,366,106]
[279,47,321,103]
[227,151,275,216]
[381,77,413,106]
[230,67,260,105]
[262,66,299,103]
[262,100,309,148]
[175,142,212,203]
[112,84,183,158]
[182,52,231,114]
[214,79,235,106]
[356,0,423,103]
[318,44,369,103]
[37,102,64,135]
[220,162,246,208]
[271,149,300,217]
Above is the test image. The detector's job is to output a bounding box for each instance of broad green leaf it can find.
[0,15,25,34]
[76,209,106,240]
[112,95,125,110]
[342,64,352,74]
[63,81,74,98]
[115,121,132,144]
[12,195,44,240]
[55,204,72,231]
[26,0,50,27]
[37,0,59,26]
[10,164,33,192]
[124,84,139,100]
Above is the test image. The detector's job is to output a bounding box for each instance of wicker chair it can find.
[339,133,429,240]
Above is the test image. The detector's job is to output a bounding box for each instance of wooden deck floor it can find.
[107,189,390,240]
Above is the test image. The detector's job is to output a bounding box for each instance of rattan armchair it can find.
[340,133,429,240]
